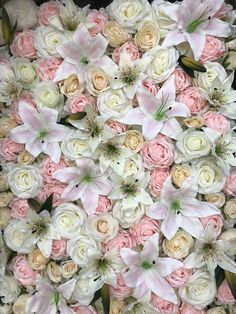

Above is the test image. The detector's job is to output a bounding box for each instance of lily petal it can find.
[157,257,183,276]
[10,125,32,143]
[161,118,183,139]
[142,117,163,140]
[184,32,206,60]
[205,18,231,37]
[218,253,236,273]
[43,142,61,163]
[53,168,78,183]
[18,101,41,131]
[161,212,182,240]
[181,216,203,238]
[181,198,220,217]
[120,248,139,267]
[53,61,76,82]
[184,251,203,269]
[121,107,144,125]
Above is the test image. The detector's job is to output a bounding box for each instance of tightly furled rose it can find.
[37,1,59,26]
[112,41,140,63]
[204,193,225,208]
[149,168,169,197]
[11,255,36,286]
[177,87,207,114]
[135,22,160,51]
[224,199,236,219]
[103,21,131,47]
[124,130,144,153]
[170,164,192,187]
[11,30,37,59]
[163,230,194,259]
[28,248,50,270]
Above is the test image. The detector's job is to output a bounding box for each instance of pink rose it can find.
[11,30,37,59]
[177,87,207,114]
[36,57,62,81]
[224,168,236,196]
[142,79,160,95]
[166,268,192,288]
[95,195,112,214]
[201,214,224,236]
[11,93,37,124]
[104,230,135,253]
[38,183,67,207]
[149,168,169,197]
[179,303,206,314]
[0,139,23,162]
[106,120,128,134]
[11,255,36,286]
[112,41,140,63]
[200,36,225,63]
[86,9,108,36]
[203,111,230,134]
[41,157,68,184]
[38,1,59,26]
[65,93,96,113]
[216,279,235,304]
[141,135,174,170]
[151,294,178,314]
[51,239,67,260]
[10,198,28,219]
[110,274,132,300]
[173,69,192,93]
[71,304,97,314]
[130,216,160,245]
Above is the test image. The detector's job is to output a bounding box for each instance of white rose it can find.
[107,0,151,31]
[47,261,62,283]
[204,193,225,208]
[113,201,144,228]
[34,26,64,57]
[219,229,236,256]
[73,274,100,306]
[7,165,43,198]
[60,260,78,278]
[67,232,101,267]
[152,0,177,35]
[0,207,10,229]
[97,89,132,120]
[86,66,111,96]
[0,304,11,314]
[207,307,227,314]
[224,199,236,219]
[0,173,9,191]
[123,155,144,177]
[179,270,217,309]
[0,276,20,304]
[12,294,30,314]
[34,81,63,111]
[145,45,179,82]
[52,203,84,239]
[12,58,38,88]
[61,132,91,160]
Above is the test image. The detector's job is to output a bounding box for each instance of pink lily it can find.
[121,76,190,140]
[120,233,182,304]
[53,159,112,215]
[146,175,220,240]
[10,101,71,163]
[162,0,231,60]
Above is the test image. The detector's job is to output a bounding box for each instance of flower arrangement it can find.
[0,0,236,313]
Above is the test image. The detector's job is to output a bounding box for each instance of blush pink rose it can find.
[166,268,192,288]
[106,120,128,134]
[149,168,169,197]
[95,195,112,214]
[110,274,132,300]
[130,216,160,245]
[38,183,67,207]
[51,239,67,260]
[112,41,140,63]
[11,255,36,286]
[0,139,23,162]
[177,87,207,114]
[200,214,224,236]
[86,9,108,36]
[36,57,62,81]
[216,279,235,304]
[65,93,96,113]
[200,36,225,63]
[179,303,206,314]
[151,294,178,313]
[141,134,174,170]
[38,1,59,26]
[173,69,192,93]
[11,30,37,59]
[224,168,236,196]
[41,157,68,183]
[10,198,28,219]
[142,79,160,95]
[104,230,135,253]
[71,304,97,314]
[11,93,37,124]
[203,111,230,134]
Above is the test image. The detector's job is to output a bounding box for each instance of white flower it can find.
[12,58,38,88]
[179,270,217,309]
[152,0,177,35]
[7,165,43,198]
[113,201,145,228]
[123,154,144,177]
[61,132,92,160]
[52,203,84,239]
[0,276,20,304]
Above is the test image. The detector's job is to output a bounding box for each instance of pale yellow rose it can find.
[0,117,17,138]
[89,213,119,243]
[103,21,131,48]
[135,21,160,51]
[0,207,10,229]
[224,199,236,219]
[124,130,144,152]
[225,51,236,71]
[219,229,236,256]
[204,193,225,208]
[163,230,194,259]
[170,164,192,187]
[0,192,14,207]
[12,294,29,314]
[47,261,62,283]
[183,116,205,128]
[0,173,9,192]
[28,248,49,270]
[109,298,125,314]
[60,260,78,278]
[86,67,111,96]
[59,74,82,97]
[17,151,35,165]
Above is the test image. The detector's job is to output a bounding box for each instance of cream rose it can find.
[0,275,20,304]
[61,133,91,161]
[195,62,227,90]
[123,155,143,177]
[204,193,225,208]
[207,307,227,314]
[219,229,236,256]
[113,201,145,228]
[0,173,9,192]
[28,248,50,270]
[183,116,205,128]
[224,199,236,219]
[17,151,35,165]
[124,130,144,153]
[86,66,111,96]
[110,298,125,314]
[0,207,10,229]
[34,81,63,111]
[103,21,131,47]
[60,260,78,278]
[7,165,43,198]
[59,74,83,97]
[163,230,194,259]
[170,164,192,187]
[0,117,17,138]
[47,261,62,283]
[135,21,160,51]
[0,192,13,207]
[12,58,38,88]
[12,294,30,314]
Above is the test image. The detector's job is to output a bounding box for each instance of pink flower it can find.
[179,303,206,314]
[50,239,67,260]
[203,111,230,134]
[177,87,207,114]
[10,198,28,219]
[86,9,108,36]
[36,57,62,81]
[224,168,236,196]
[200,35,225,63]
[41,157,68,183]
[106,120,128,134]
[141,134,174,170]
[110,274,132,300]
[173,69,192,93]
[112,41,140,63]
[38,183,66,207]
[166,268,192,288]
[95,195,112,214]
[65,93,96,114]
[200,214,224,236]
[130,216,160,245]
[37,1,59,26]
[151,294,178,313]
[10,30,37,59]
[71,304,97,314]
[216,279,235,304]
[11,255,36,286]
[149,168,169,197]
[214,2,232,19]
[104,230,135,253]
[142,79,160,96]
[0,139,23,162]
[11,93,38,124]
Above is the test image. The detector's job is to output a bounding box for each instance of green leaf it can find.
[179,55,207,73]
[9,20,17,45]
[101,284,110,314]
[215,266,225,288]
[91,289,101,304]
[66,112,87,122]
[2,7,11,43]
[224,270,236,299]
[27,198,41,212]
[41,193,53,212]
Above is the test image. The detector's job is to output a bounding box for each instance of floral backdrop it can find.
[0,0,236,313]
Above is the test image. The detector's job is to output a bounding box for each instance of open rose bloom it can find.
[1,0,236,313]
